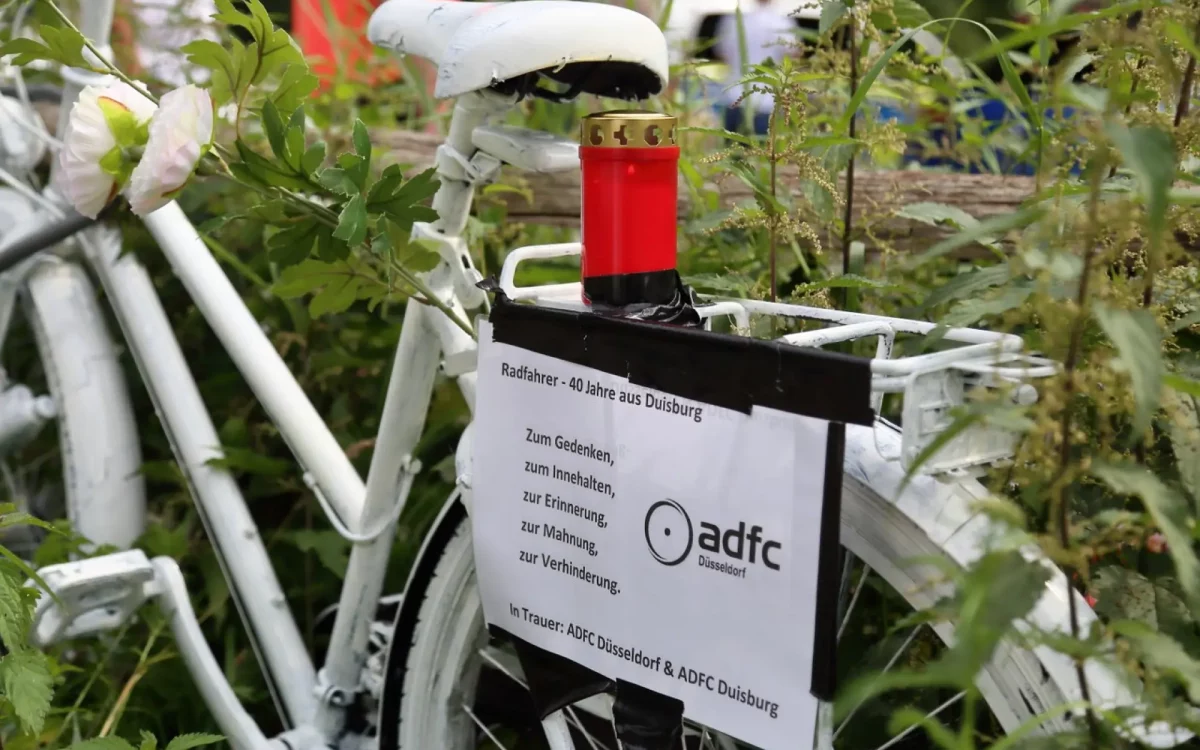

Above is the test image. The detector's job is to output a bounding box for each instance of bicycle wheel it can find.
[1,246,145,553]
[378,422,1073,749]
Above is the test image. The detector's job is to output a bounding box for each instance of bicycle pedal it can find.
[29,549,159,647]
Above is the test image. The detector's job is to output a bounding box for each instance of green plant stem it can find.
[841,19,859,311]
[48,619,135,746]
[199,234,270,289]
[1174,26,1199,129]
[209,143,343,227]
[98,622,169,737]
[768,101,779,302]
[389,261,475,338]
[42,0,161,106]
[1050,159,1105,749]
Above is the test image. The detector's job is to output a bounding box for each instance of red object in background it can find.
[292,0,400,86]
[580,112,680,308]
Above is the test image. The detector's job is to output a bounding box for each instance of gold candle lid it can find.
[581,110,677,148]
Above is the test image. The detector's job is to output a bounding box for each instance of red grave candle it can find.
[579,111,679,307]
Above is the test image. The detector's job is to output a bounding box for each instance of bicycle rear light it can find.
[579,110,679,307]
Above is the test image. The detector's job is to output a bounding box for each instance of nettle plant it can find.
[673,0,1200,745]
[809,2,1200,749]
[3,0,466,333]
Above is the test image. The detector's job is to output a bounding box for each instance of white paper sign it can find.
[472,320,831,750]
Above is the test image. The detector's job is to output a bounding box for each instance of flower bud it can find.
[58,81,157,218]
[126,85,214,216]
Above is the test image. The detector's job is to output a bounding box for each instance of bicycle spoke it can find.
[814,701,834,750]
[873,691,966,750]
[837,563,873,642]
[833,623,926,740]
[461,701,512,750]
[477,646,612,750]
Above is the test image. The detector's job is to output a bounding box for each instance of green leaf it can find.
[181,39,240,107]
[234,140,310,191]
[834,550,1049,721]
[1163,387,1200,508]
[163,733,224,750]
[1166,372,1200,397]
[890,0,935,28]
[301,142,327,176]
[1094,304,1163,437]
[0,510,54,533]
[266,218,320,266]
[819,0,848,34]
[1107,123,1174,251]
[139,730,158,750]
[318,168,358,197]
[924,265,1011,310]
[353,119,372,161]
[1112,619,1200,703]
[212,0,304,85]
[366,164,409,206]
[388,224,441,272]
[1093,462,1200,619]
[0,567,32,650]
[310,276,362,318]
[285,109,306,172]
[0,649,54,735]
[368,168,441,231]
[315,226,345,262]
[333,195,368,248]
[0,25,95,70]
[909,208,1041,267]
[841,17,1039,152]
[896,202,982,234]
[206,446,290,477]
[270,65,320,115]
[272,259,380,317]
[68,739,136,750]
[679,125,756,146]
[285,530,348,578]
[942,283,1033,327]
[337,154,370,193]
[261,99,288,164]
[1096,567,1173,627]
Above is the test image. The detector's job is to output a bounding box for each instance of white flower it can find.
[126,85,214,217]
[58,81,157,218]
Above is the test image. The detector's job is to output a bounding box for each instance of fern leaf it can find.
[0,649,54,735]
[163,733,224,750]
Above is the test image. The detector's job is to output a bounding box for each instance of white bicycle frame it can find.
[0,3,489,747]
[3,3,1186,750]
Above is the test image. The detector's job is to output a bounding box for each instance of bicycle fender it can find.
[376,425,473,750]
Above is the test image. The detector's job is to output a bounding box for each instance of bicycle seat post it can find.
[430,91,515,239]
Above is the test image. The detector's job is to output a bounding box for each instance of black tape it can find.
[810,424,846,701]
[490,626,613,719]
[585,270,703,327]
[612,679,684,750]
[486,289,875,425]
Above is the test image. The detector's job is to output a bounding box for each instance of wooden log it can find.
[27,105,1038,245]
[369,127,1039,252]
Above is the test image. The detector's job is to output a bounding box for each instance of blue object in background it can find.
[875,93,1080,176]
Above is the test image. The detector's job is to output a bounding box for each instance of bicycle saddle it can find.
[367,0,668,101]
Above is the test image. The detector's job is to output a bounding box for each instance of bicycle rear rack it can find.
[498,243,1057,477]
